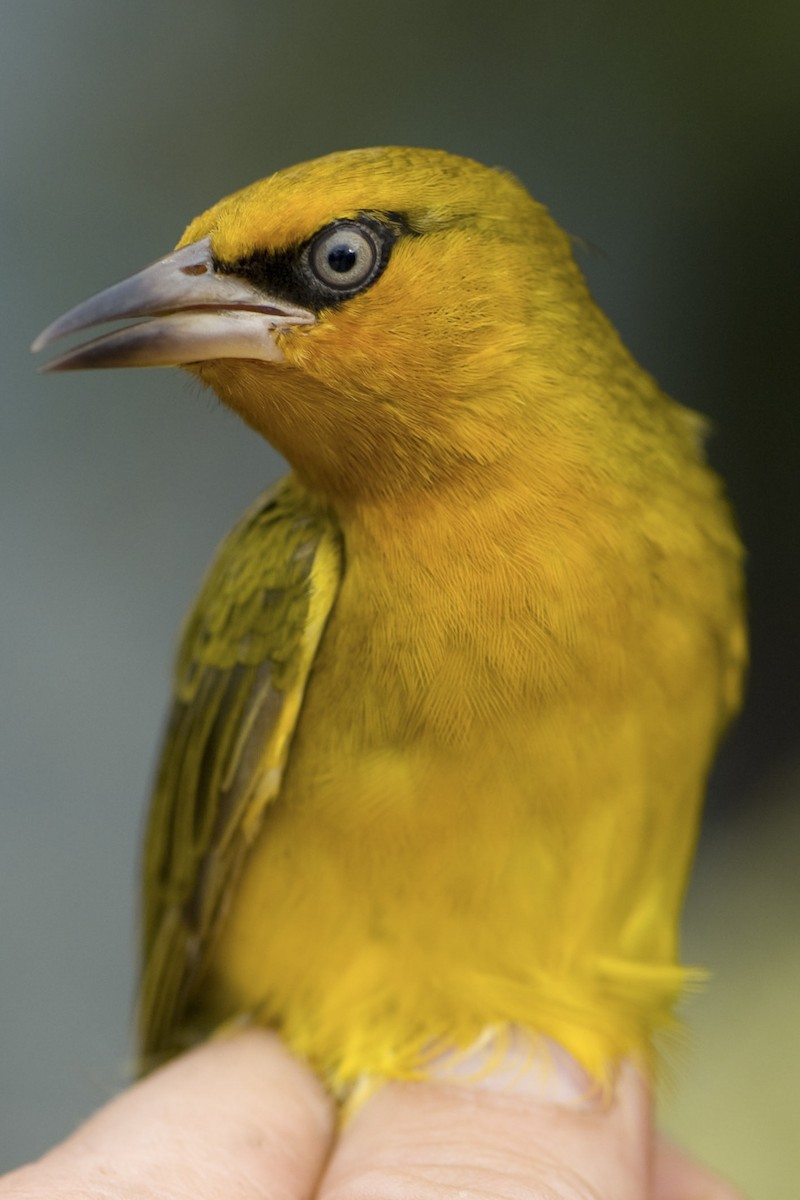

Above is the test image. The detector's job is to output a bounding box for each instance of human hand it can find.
[0,1030,742,1199]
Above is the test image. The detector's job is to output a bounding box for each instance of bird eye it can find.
[307,221,382,295]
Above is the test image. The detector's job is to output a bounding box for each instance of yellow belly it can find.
[200,655,715,1088]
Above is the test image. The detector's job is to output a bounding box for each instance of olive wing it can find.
[137,478,342,1066]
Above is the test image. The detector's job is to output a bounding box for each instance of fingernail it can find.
[427,1028,605,1110]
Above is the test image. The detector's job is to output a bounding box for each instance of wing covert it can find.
[138,476,341,1066]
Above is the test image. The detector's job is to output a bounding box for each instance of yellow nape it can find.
[36,146,747,1096]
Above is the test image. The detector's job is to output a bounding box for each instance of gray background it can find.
[1,3,798,1195]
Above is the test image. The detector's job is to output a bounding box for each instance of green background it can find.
[1,3,797,1194]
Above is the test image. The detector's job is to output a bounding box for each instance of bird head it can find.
[33,147,629,503]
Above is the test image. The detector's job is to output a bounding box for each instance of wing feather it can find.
[137,477,342,1066]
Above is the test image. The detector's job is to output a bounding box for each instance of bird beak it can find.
[31,237,315,371]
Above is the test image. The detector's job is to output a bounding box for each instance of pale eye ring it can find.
[307,221,381,293]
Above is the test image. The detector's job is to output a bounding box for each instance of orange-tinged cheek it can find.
[292,318,414,398]
[284,285,495,412]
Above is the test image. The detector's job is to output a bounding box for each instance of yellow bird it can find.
[34,147,746,1094]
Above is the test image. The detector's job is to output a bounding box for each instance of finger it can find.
[320,1041,653,1200]
[0,1030,334,1200]
[654,1136,745,1200]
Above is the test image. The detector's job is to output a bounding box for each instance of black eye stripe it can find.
[216,213,406,313]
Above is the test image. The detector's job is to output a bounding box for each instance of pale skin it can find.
[0,1031,743,1200]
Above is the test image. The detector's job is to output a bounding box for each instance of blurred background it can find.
[1,2,797,1193]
